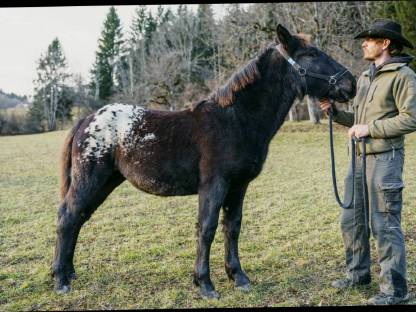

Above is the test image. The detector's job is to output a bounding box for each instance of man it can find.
[320,19,416,305]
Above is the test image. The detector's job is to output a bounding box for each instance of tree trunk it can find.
[94,75,100,101]
[289,99,301,121]
[288,107,295,121]
[307,96,320,124]
[129,53,134,97]
[49,85,58,131]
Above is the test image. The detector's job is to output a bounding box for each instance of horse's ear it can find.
[276,24,297,53]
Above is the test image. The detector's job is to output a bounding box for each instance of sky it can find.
[0,5,245,99]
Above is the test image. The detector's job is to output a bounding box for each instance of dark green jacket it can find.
[333,56,416,154]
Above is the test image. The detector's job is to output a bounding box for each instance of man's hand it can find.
[319,98,332,113]
[348,124,369,139]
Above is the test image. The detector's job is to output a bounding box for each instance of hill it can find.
[0,89,30,109]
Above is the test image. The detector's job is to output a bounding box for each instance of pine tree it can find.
[129,6,147,46]
[90,6,124,102]
[174,5,198,84]
[192,4,216,84]
[30,38,71,131]
[144,12,157,56]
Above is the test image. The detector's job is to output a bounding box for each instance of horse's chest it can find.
[247,159,264,177]
[233,155,265,181]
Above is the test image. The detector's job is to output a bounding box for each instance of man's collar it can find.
[363,62,407,76]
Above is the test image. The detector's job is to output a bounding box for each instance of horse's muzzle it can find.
[330,73,356,103]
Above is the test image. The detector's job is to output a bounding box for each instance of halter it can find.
[275,44,350,95]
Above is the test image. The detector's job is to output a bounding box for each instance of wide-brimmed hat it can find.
[354,19,414,49]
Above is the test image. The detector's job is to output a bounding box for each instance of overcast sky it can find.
[0,5,242,99]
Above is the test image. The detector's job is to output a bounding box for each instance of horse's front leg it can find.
[222,183,250,291]
[193,177,228,299]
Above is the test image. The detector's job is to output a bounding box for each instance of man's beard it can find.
[363,50,379,61]
[364,55,375,61]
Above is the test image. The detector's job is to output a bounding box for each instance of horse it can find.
[52,24,356,298]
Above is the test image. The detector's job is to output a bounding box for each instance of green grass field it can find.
[1,121,416,309]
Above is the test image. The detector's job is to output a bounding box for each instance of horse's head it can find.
[274,24,356,103]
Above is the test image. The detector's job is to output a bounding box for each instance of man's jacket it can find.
[333,55,416,154]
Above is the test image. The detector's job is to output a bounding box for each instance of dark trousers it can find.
[340,148,407,297]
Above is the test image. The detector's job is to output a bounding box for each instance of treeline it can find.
[0,90,29,109]
[1,1,415,135]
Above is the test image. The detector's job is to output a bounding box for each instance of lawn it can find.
[1,121,416,309]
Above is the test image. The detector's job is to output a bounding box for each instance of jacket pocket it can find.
[377,182,404,213]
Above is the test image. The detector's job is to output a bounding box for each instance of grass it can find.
[1,120,416,309]
[1,106,29,116]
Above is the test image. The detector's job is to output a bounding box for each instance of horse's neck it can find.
[234,70,298,145]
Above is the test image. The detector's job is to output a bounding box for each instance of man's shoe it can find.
[331,277,371,289]
[367,293,410,305]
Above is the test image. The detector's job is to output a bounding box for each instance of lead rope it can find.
[328,107,356,208]
[328,107,370,264]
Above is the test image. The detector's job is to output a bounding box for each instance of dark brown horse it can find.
[52,25,356,298]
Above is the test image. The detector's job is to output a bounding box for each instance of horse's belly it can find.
[119,157,199,196]
[128,173,198,196]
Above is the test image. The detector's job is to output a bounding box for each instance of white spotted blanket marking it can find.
[81,103,156,161]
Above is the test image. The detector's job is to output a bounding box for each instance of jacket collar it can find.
[363,62,408,77]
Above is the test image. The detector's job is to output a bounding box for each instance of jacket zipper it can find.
[355,76,373,155]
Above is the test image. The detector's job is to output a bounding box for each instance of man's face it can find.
[361,37,390,61]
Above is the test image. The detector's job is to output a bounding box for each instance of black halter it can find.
[275,44,350,95]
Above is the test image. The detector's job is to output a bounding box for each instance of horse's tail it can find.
[60,117,85,200]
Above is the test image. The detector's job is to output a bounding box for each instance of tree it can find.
[374,1,416,70]
[192,4,216,84]
[121,5,172,103]
[56,86,75,130]
[90,6,124,102]
[30,37,71,131]
[122,5,201,109]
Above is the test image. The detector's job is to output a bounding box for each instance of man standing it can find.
[320,19,416,305]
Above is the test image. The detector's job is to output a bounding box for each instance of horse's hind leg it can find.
[52,169,125,294]
[222,183,250,291]
[65,172,125,282]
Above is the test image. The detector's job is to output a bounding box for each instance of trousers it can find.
[340,147,407,297]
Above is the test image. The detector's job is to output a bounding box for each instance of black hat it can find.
[354,19,414,49]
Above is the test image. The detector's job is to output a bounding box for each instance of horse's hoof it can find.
[236,283,251,292]
[55,285,71,295]
[201,289,220,300]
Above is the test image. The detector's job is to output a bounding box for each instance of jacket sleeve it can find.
[331,105,354,128]
[368,70,416,138]
[330,74,362,128]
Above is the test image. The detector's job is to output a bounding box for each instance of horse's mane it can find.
[208,47,266,108]
[210,58,261,107]
[205,34,311,108]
